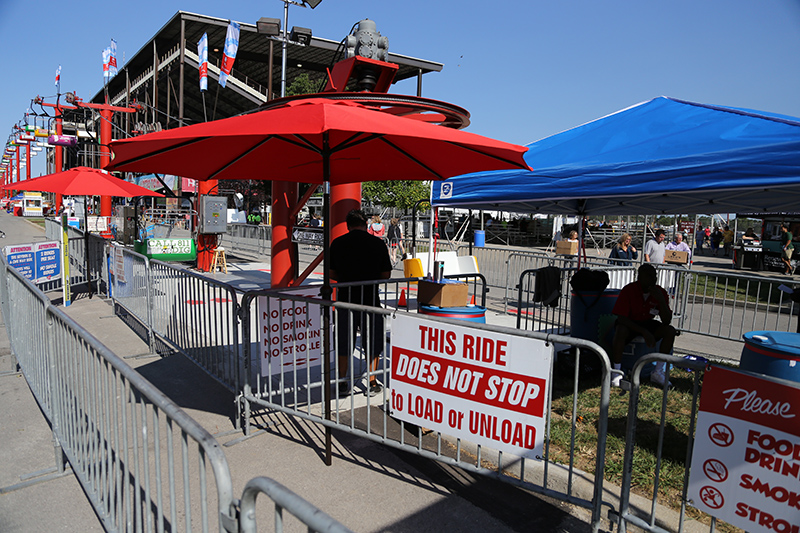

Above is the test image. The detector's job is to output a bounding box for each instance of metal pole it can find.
[281,0,289,97]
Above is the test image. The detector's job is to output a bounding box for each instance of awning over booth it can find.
[431,97,800,215]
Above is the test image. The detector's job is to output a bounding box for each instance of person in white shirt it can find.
[644,229,667,263]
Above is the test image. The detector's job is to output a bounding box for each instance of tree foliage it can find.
[287,73,318,97]
[361,180,430,210]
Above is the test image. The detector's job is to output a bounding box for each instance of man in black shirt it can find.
[330,210,392,397]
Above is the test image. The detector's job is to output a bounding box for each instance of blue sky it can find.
[2,0,800,178]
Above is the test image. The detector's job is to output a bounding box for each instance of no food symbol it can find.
[702,459,728,483]
[699,486,724,510]
[708,423,734,447]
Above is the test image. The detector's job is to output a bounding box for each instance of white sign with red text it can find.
[390,314,552,458]
[688,366,800,532]
[258,288,325,376]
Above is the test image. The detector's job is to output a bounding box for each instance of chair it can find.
[210,246,228,274]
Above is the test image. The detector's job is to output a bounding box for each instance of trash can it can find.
[569,289,620,344]
[740,331,800,383]
[419,304,486,323]
[473,230,485,247]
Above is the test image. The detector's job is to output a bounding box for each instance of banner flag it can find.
[55,65,61,93]
[219,21,240,88]
[109,39,118,76]
[197,32,208,91]
[102,47,111,78]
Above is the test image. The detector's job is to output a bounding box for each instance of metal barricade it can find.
[108,243,156,351]
[239,477,354,533]
[1,253,239,532]
[616,353,713,533]
[679,269,799,341]
[514,264,692,336]
[224,223,272,260]
[238,281,613,531]
[149,258,243,393]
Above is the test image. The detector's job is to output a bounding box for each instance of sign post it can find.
[61,212,72,306]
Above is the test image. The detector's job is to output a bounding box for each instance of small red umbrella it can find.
[3,166,166,198]
[4,166,164,299]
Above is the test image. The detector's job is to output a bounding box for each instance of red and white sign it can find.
[258,288,325,375]
[688,366,800,532]
[390,314,551,458]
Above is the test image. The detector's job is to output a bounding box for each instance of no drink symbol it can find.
[708,423,734,447]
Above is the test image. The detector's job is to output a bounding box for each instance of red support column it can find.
[196,179,219,272]
[330,182,361,242]
[99,109,113,237]
[270,181,298,288]
[25,143,31,182]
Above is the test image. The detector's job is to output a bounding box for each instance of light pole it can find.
[258,0,320,98]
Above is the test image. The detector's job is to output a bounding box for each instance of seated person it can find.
[610,264,676,387]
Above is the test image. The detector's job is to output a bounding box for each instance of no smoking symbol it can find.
[699,486,724,509]
[703,459,728,483]
[708,423,734,447]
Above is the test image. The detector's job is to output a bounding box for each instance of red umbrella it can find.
[4,166,164,300]
[104,97,529,444]
[105,97,529,182]
[3,166,165,197]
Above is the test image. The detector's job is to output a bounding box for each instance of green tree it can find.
[287,73,318,97]
[362,180,430,210]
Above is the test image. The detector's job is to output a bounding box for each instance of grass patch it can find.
[684,272,788,307]
[547,365,742,531]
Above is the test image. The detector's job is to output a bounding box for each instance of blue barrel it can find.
[740,331,800,383]
[474,230,485,247]
[569,289,620,344]
[420,305,486,323]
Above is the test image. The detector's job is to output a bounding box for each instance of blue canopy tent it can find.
[431,97,800,216]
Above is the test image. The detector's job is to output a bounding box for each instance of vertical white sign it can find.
[258,288,324,375]
[688,366,800,532]
[390,314,552,458]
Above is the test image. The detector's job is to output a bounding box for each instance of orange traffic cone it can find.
[470,294,476,305]
[398,288,407,307]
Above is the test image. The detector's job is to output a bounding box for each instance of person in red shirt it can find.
[610,264,676,386]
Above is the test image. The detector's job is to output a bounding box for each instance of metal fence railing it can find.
[224,223,272,260]
[616,353,708,532]
[1,252,238,532]
[2,243,354,533]
[108,243,243,396]
[239,477,354,533]
[44,216,107,295]
[238,283,613,531]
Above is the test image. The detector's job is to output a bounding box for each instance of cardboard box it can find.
[417,280,469,307]
[664,250,689,264]
[556,241,578,255]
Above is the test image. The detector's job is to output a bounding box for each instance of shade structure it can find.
[105,97,530,182]
[431,97,800,216]
[3,166,165,198]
